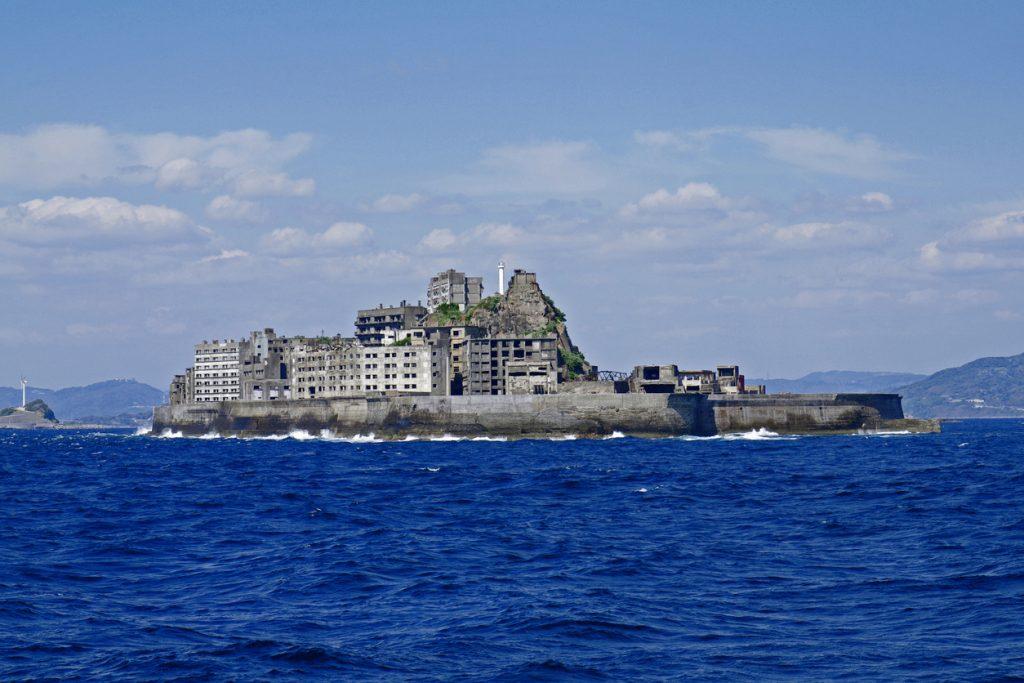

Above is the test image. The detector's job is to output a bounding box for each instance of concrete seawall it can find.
[708,393,906,433]
[152,392,935,438]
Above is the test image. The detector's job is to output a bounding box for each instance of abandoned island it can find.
[153,264,937,438]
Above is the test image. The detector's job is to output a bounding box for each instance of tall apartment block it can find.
[426,269,483,312]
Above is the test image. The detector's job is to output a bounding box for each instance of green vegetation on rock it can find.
[433,302,464,326]
[541,293,567,323]
[529,321,558,337]
[559,348,587,379]
[392,336,412,346]
[472,295,501,314]
[0,399,57,421]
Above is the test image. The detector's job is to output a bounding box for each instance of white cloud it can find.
[260,221,372,255]
[205,195,264,222]
[633,130,692,151]
[155,157,206,190]
[772,221,888,247]
[621,182,730,217]
[0,124,314,194]
[858,192,894,211]
[320,221,371,246]
[365,193,427,213]
[0,196,201,245]
[419,228,457,251]
[439,140,608,195]
[635,126,911,179]
[919,241,1024,272]
[233,170,314,197]
[470,222,525,246]
[200,249,250,264]
[746,127,912,179]
[918,210,1024,273]
[958,210,1024,243]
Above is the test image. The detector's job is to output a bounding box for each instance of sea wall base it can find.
[152,392,937,438]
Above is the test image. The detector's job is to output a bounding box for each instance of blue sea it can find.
[2,421,1023,680]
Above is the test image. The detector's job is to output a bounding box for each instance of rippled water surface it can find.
[2,421,1023,679]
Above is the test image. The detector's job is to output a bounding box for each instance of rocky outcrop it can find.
[0,400,59,429]
[423,270,591,379]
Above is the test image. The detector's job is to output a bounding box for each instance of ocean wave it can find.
[318,430,383,443]
[722,428,798,441]
[429,434,464,442]
[603,431,626,440]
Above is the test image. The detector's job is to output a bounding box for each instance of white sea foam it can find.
[245,433,290,441]
[425,466,441,472]
[471,436,507,442]
[134,426,152,436]
[288,430,316,441]
[402,435,420,442]
[722,428,797,441]
[549,434,578,441]
[603,431,626,440]
[636,487,648,493]
[429,434,464,442]
[677,434,723,441]
[348,433,384,443]
[198,432,221,440]
[156,429,184,439]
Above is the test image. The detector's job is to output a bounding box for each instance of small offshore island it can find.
[153,265,937,439]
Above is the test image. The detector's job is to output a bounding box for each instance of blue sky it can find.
[2,1,1023,388]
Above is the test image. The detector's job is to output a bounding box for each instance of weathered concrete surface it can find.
[152,392,936,438]
[707,393,921,434]
[154,393,710,438]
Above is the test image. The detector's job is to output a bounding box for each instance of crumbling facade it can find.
[426,269,483,313]
[466,337,558,395]
[628,364,765,395]
[167,264,762,407]
[355,301,428,345]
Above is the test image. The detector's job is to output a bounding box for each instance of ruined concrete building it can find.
[168,264,763,406]
[629,364,765,395]
[426,269,483,313]
[355,301,428,345]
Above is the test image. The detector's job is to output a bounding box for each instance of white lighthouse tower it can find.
[498,261,506,295]
[19,376,28,410]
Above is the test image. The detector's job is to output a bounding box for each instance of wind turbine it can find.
[20,376,28,410]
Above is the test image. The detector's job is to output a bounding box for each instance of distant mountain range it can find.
[0,379,167,425]
[897,353,1024,419]
[747,371,928,395]
[751,355,1024,418]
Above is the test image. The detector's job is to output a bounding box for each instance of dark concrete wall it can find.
[153,393,711,438]
[707,393,903,433]
[152,392,907,438]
